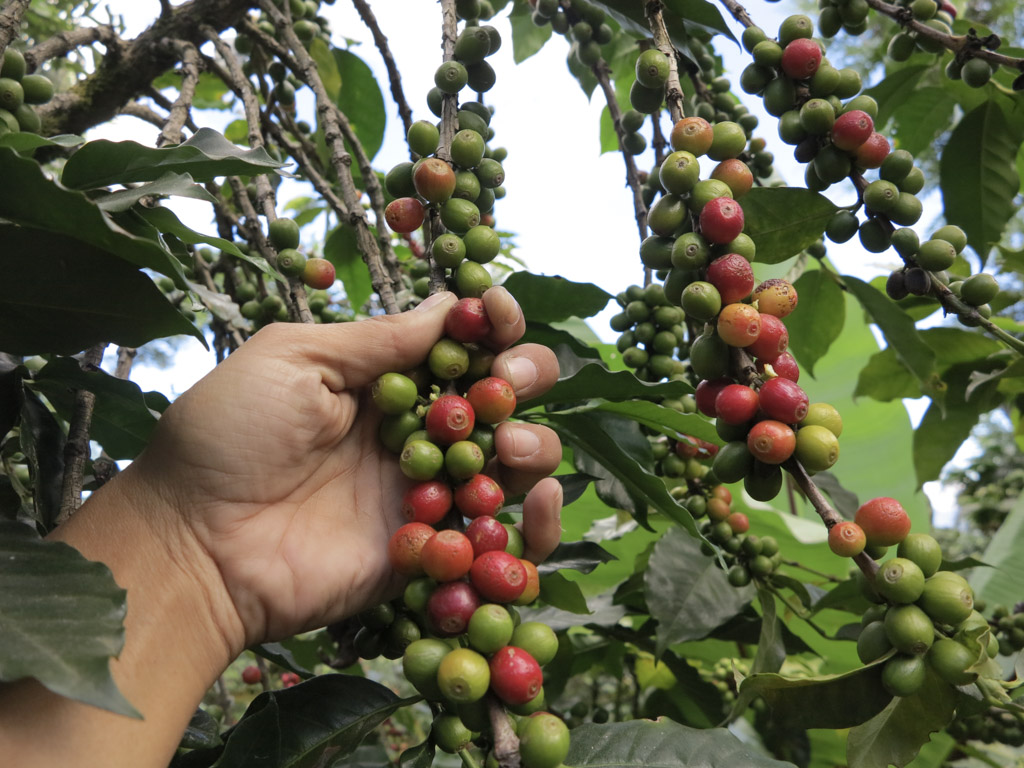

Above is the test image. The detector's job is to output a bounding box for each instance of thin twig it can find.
[0,0,31,57]
[255,2,400,315]
[56,343,107,525]
[486,696,521,768]
[118,101,168,128]
[645,1,685,124]
[351,0,415,148]
[23,24,119,72]
[157,39,201,146]
[714,0,756,29]
[114,347,136,379]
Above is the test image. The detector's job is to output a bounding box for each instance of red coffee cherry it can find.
[466,377,516,423]
[421,529,475,582]
[241,665,262,685]
[413,157,457,203]
[781,37,822,79]
[758,350,800,382]
[426,395,476,444]
[695,377,733,417]
[854,132,891,169]
[402,480,453,525]
[700,196,745,244]
[715,384,760,425]
[831,109,874,152]
[748,314,789,362]
[828,521,866,557]
[470,550,528,603]
[428,581,482,637]
[747,419,797,464]
[466,515,509,557]
[854,497,912,547]
[489,645,543,705]
[706,253,754,305]
[384,197,425,233]
[455,473,505,518]
[444,297,491,343]
[388,522,437,576]
[758,377,809,423]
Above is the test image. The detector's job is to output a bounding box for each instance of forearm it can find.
[0,466,245,768]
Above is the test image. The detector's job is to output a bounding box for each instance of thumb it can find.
[317,291,457,391]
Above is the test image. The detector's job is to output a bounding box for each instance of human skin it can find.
[0,288,563,767]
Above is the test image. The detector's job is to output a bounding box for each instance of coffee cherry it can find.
[511,622,559,666]
[727,512,750,534]
[748,313,789,362]
[659,150,701,195]
[389,522,437,576]
[471,550,528,602]
[875,557,926,603]
[435,60,469,93]
[400,439,445,481]
[854,497,911,547]
[428,581,482,636]
[695,377,733,417]
[752,279,798,318]
[896,533,943,577]
[466,515,508,556]
[882,654,927,697]
[831,109,874,151]
[426,395,475,444]
[670,116,714,155]
[455,474,505,518]
[884,603,935,654]
[682,281,723,322]
[372,372,418,415]
[384,197,425,233]
[241,665,262,685]
[413,157,457,203]
[446,440,486,479]
[302,257,335,290]
[799,402,843,437]
[928,638,978,685]
[489,646,543,705]
[747,420,797,464]
[857,620,893,663]
[828,521,866,557]
[854,132,891,168]
[438,647,491,703]
[467,377,516,423]
[918,571,974,625]
[407,119,440,156]
[700,197,745,244]
[712,441,754,483]
[519,712,571,768]
[761,350,801,382]
[715,384,760,424]
[268,217,300,251]
[961,57,992,88]
[468,603,515,653]
[706,253,754,305]
[795,424,840,471]
[779,13,814,45]
[916,238,957,271]
[718,303,762,347]
[635,48,670,88]
[960,273,999,306]
[403,480,453,525]
[781,37,822,79]
[432,713,474,753]
[759,377,809,423]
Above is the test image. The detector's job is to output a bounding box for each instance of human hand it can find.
[125,288,562,650]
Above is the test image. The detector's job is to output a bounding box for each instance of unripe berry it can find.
[875,557,925,604]
[302,257,336,289]
[670,116,714,155]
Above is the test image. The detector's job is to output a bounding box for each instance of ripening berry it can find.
[831,109,874,152]
[718,303,762,348]
[780,38,822,80]
[747,419,797,464]
[444,297,492,342]
[384,197,425,233]
[752,279,798,318]
[828,521,866,557]
[706,253,755,305]
[854,497,911,547]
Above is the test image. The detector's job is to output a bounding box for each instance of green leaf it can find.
[864,65,929,129]
[540,571,592,614]
[153,70,231,111]
[940,99,1023,262]
[752,586,786,674]
[741,188,838,265]
[0,132,83,152]
[251,642,314,678]
[843,276,940,398]
[61,128,284,189]
[180,708,222,750]
[520,322,603,364]
[136,207,285,282]
[891,87,956,157]
[0,225,204,356]
[503,272,612,323]
[663,0,737,42]
[309,38,341,101]
[93,171,217,212]
[523,363,692,410]
[590,0,736,46]
[324,224,373,312]
[19,387,64,530]
[333,49,386,162]
[846,667,957,768]
[565,719,793,767]
[30,357,169,461]
[970,495,1024,609]
[855,347,921,402]
[545,411,697,534]
[0,521,137,717]
[595,399,720,446]
[207,675,415,768]
[0,147,189,285]
[787,268,845,377]
[645,526,753,655]
[538,541,616,575]
[509,0,552,64]
[739,663,892,730]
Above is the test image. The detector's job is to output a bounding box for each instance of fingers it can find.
[494,422,562,495]
[492,343,559,402]
[482,286,526,351]
[301,292,457,392]
[521,477,563,563]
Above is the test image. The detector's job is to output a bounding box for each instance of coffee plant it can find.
[0,0,1023,765]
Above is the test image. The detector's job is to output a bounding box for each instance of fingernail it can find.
[509,425,541,459]
[414,291,454,312]
[490,287,520,326]
[504,356,538,391]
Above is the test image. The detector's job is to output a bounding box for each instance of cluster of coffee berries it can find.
[947,708,1024,746]
[843,499,995,698]
[234,0,333,62]
[655,432,717,489]
[0,48,55,136]
[989,602,1024,657]
[529,0,614,69]
[373,298,568,765]
[267,215,337,289]
[609,284,687,381]
[691,486,784,587]
[240,662,298,689]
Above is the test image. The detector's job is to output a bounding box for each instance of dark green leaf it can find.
[250,642,314,678]
[0,132,83,152]
[809,471,860,518]
[208,675,414,768]
[855,347,921,402]
[710,609,816,655]
[523,363,692,410]
[565,719,793,767]
[739,663,892,730]
[398,742,435,768]
[94,171,217,212]
[180,708,222,750]
[520,323,603,365]
[509,0,552,64]
[846,667,957,768]
[595,400,719,445]
[540,571,591,614]
[503,272,612,323]
[940,556,990,572]
[0,353,23,439]
[333,49,386,162]
[61,128,284,189]
[891,87,956,157]
[547,411,695,533]
[0,225,204,355]
[663,0,737,42]
[0,147,189,284]
[538,541,616,575]
[752,586,785,674]
[324,225,373,312]
[864,65,929,129]
[556,473,595,507]
[0,521,137,716]
[786,269,845,377]
[19,387,65,530]
[844,276,940,398]
[940,99,1023,262]
[590,0,736,46]
[645,526,753,655]
[31,357,168,460]
[741,188,838,265]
